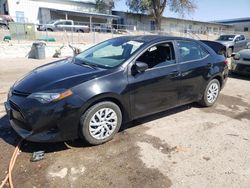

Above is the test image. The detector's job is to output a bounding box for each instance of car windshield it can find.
[48,20,56,24]
[217,35,235,41]
[75,38,144,68]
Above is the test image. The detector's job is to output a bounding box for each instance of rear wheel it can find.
[77,29,84,33]
[199,79,220,107]
[80,101,122,145]
[46,28,53,32]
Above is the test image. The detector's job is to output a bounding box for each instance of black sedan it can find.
[5,36,228,145]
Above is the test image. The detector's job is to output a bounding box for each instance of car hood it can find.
[216,40,234,46]
[13,58,107,93]
[238,49,250,58]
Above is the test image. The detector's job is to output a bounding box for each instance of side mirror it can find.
[132,61,148,74]
[232,53,240,60]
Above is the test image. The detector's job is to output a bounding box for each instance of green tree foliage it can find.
[126,0,196,30]
[95,0,114,13]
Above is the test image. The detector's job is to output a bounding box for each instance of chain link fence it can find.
[1,19,249,45]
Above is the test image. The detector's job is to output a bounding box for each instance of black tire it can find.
[80,101,122,145]
[77,29,84,33]
[227,47,233,58]
[46,28,53,32]
[199,79,220,107]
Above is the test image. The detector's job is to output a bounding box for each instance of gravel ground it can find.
[0,58,250,188]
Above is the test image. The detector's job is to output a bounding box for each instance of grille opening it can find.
[9,100,26,121]
[12,90,30,97]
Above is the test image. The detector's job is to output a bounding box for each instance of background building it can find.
[112,11,233,34]
[215,17,250,32]
[0,0,118,24]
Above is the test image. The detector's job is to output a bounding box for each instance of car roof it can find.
[116,35,198,43]
[55,19,72,22]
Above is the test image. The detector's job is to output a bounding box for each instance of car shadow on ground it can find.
[0,103,193,154]
[0,115,71,153]
[229,72,250,81]
[121,104,193,131]
[0,115,19,146]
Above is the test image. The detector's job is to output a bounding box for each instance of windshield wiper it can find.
[73,58,98,69]
[81,62,98,69]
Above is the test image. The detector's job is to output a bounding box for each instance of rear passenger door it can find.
[176,40,211,104]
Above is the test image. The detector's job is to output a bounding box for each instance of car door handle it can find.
[206,63,212,68]
[170,71,180,78]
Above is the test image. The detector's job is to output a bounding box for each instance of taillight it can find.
[224,59,229,66]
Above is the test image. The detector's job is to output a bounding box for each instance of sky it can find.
[114,0,250,21]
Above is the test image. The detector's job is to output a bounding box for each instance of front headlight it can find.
[8,87,13,99]
[233,53,240,61]
[28,89,73,104]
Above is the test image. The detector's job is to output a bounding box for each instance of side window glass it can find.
[136,42,176,69]
[55,21,63,26]
[64,21,72,25]
[235,37,240,41]
[177,41,209,62]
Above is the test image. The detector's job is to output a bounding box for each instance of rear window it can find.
[200,40,226,56]
[177,41,209,62]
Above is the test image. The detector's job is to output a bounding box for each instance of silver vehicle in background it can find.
[216,34,248,57]
[37,19,90,33]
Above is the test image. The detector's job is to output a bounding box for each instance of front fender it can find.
[79,92,131,123]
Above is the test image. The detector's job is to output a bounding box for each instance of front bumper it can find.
[5,92,85,142]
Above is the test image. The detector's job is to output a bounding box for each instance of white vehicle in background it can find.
[38,19,90,33]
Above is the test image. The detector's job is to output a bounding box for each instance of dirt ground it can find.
[0,58,250,188]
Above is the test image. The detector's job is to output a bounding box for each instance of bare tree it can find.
[126,0,196,30]
[95,0,115,14]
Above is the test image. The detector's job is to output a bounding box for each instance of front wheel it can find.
[199,79,220,107]
[77,29,84,33]
[80,101,122,145]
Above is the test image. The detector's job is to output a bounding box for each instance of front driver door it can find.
[128,42,181,119]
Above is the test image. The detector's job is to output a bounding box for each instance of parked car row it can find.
[231,45,250,75]
[216,34,248,57]
[93,23,118,33]
[215,34,250,75]
[37,19,119,33]
[37,19,90,33]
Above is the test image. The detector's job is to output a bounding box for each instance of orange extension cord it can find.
[0,139,23,188]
